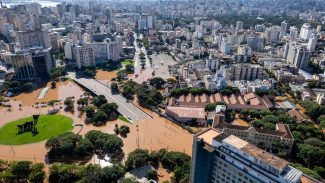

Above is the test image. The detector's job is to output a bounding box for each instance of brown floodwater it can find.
[96,70,117,81]
[0,80,193,165]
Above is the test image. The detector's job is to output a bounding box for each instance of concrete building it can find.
[286,42,310,69]
[15,30,49,49]
[265,26,281,43]
[280,21,288,37]
[223,64,268,81]
[307,36,317,53]
[190,129,302,183]
[289,26,299,40]
[64,41,73,60]
[235,21,243,31]
[108,42,120,61]
[0,48,55,80]
[214,122,294,153]
[299,23,313,40]
[75,44,95,69]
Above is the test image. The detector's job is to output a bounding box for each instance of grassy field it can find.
[0,114,74,145]
[121,59,134,65]
[118,115,131,123]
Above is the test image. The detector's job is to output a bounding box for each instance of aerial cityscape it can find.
[0,0,324,182]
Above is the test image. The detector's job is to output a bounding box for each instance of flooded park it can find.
[0,80,193,163]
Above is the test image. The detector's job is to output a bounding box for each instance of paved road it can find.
[69,73,151,122]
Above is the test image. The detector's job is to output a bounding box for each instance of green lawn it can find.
[121,59,134,65]
[0,114,74,145]
[118,115,131,123]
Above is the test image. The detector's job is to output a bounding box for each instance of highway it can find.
[69,73,151,122]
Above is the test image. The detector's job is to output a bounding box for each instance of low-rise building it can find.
[214,122,295,153]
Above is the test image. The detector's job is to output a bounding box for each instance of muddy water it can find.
[0,80,194,164]
[96,70,117,81]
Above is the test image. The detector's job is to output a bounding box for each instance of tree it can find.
[21,82,33,92]
[10,161,32,181]
[125,64,135,73]
[100,103,118,120]
[111,82,119,94]
[100,165,125,182]
[122,85,136,99]
[49,163,81,183]
[51,81,56,89]
[29,163,46,183]
[45,132,93,159]
[77,97,89,107]
[93,95,107,107]
[84,106,96,119]
[149,77,166,89]
[137,84,164,107]
[64,97,74,111]
[83,68,96,78]
[80,164,101,183]
[119,125,130,137]
[160,151,191,171]
[50,67,66,79]
[93,110,108,125]
[84,130,123,156]
[120,177,137,183]
[125,149,150,170]
[147,169,157,180]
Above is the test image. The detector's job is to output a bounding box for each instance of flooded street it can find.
[0,80,193,163]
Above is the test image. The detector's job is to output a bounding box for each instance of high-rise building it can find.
[235,21,243,31]
[265,26,281,43]
[224,64,268,81]
[190,128,303,183]
[75,44,95,69]
[299,23,313,40]
[307,36,317,53]
[280,21,288,37]
[289,26,299,40]
[107,42,120,61]
[287,42,310,69]
[64,41,73,60]
[246,35,261,51]
[15,30,49,49]
[317,25,322,33]
[0,48,55,80]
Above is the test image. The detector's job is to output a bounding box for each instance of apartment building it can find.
[223,64,269,81]
[75,44,95,69]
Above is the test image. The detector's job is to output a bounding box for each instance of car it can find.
[127,116,132,121]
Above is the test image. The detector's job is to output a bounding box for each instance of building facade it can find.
[190,129,303,183]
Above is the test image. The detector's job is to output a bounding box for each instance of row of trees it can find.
[0,160,45,183]
[46,130,124,162]
[239,109,296,130]
[2,81,34,92]
[46,147,191,182]
[170,87,212,97]
[125,149,191,182]
[49,163,126,183]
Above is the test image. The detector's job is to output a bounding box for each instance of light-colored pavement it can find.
[69,72,151,122]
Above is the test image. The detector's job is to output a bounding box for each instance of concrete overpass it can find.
[69,73,151,122]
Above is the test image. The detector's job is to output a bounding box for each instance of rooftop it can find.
[224,135,289,171]
[198,128,220,145]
